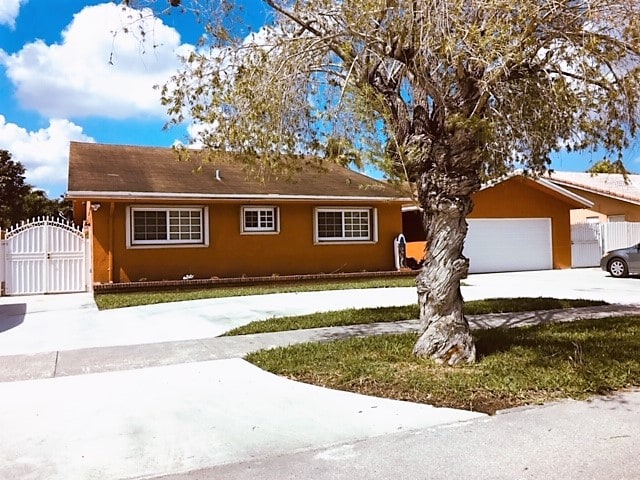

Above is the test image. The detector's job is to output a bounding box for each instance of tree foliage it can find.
[125,0,640,364]
[150,0,640,174]
[586,159,631,174]
[0,150,30,229]
[0,150,69,229]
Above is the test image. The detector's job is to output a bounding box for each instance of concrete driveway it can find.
[462,267,640,304]
[0,268,639,480]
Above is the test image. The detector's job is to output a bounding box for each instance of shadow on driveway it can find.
[0,303,26,333]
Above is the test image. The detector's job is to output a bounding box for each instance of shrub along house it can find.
[66,142,410,285]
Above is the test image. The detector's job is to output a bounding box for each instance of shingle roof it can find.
[549,171,640,206]
[67,142,408,201]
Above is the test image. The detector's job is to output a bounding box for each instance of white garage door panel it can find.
[464,218,552,273]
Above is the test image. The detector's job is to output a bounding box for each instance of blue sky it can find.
[0,0,638,199]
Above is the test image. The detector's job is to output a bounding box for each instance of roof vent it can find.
[215,169,221,181]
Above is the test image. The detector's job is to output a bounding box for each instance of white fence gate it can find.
[571,223,602,268]
[571,221,640,268]
[1,217,90,296]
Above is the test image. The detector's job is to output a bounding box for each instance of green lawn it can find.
[246,316,640,414]
[95,282,632,414]
[94,276,417,310]
[225,297,607,336]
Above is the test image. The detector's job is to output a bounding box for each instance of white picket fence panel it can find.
[1,217,90,296]
[571,221,640,268]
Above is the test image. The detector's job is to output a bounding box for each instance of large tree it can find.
[0,150,69,229]
[127,0,640,365]
[0,150,31,229]
[586,159,631,174]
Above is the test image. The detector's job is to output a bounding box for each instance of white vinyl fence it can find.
[0,235,4,292]
[571,221,640,268]
[601,222,640,252]
[1,217,91,296]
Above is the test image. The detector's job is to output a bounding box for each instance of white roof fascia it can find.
[403,175,594,210]
[478,171,520,191]
[533,177,594,208]
[66,191,411,202]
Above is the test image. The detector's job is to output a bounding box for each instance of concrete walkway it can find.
[3,303,640,383]
[0,268,639,480]
[0,359,487,480]
[0,288,417,355]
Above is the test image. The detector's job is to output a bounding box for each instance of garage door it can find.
[464,218,552,273]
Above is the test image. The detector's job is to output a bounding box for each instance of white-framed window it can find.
[126,206,209,247]
[241,206,279,234]
[314,207,377,243]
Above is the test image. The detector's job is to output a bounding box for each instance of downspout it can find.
[108,202,115,283]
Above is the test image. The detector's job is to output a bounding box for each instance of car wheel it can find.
[608,258,629,278]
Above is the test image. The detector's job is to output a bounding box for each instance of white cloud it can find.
[0,2,193,119]
[0,0,26,29]
[0,115,94,194]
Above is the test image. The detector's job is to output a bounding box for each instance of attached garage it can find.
[464,218,553,273]
[402,174,593,273]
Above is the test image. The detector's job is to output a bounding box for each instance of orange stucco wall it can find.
[402,177,576,269]
[558,187,640,223]
[86,200,403,283]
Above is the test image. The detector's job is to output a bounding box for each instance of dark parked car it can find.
[600,243,640,277]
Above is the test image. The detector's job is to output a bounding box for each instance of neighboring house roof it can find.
[401,172,593,212]
[549,172,640,207]
[66,142,409,202]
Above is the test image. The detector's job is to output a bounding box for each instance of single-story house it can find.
[402,174,593,273]
[549,172,640,223]
[66,142,410,284]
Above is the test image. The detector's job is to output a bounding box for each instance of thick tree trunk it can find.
[412,141,480,365]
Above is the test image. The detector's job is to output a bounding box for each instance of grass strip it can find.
[94,277,418,310]
[225,298,607,336]
[245,316,640,414]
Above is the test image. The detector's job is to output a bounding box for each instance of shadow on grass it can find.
[248,315,640,414]
[282,305,639,347]
[469,317,637,388]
